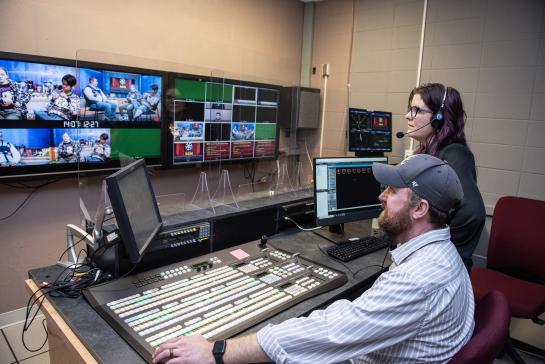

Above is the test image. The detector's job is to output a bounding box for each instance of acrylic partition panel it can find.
[73,49,318,237]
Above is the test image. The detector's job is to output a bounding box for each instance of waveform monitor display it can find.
[348,108,392,152]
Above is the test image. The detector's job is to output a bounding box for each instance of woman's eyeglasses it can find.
[407,106,433,118]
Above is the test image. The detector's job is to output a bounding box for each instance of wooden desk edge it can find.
[24,279,99,364]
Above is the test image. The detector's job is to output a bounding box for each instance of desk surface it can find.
[28,222,389,364]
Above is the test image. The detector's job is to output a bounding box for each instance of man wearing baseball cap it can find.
[153,154,475,364]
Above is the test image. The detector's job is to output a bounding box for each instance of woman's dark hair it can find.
[409,83,467,157]
[62,74,77,87]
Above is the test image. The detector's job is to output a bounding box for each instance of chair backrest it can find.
[487,196,545,280]
[449,291,510,364]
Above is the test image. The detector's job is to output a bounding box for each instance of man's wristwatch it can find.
[212,340,227,364]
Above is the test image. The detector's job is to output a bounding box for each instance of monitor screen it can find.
[314,156,388,226]
[257,88,279,106]
[105,159,162,264]
[234,86,257,104]
[0,52,165,180]
[348,108,392,152]
[169,75,279,165]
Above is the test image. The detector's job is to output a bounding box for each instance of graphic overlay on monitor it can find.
[105,159,162,264]
[170,76,279,165]
[314,157,388,226]
[0,52,165,180]
[348,108,392,153]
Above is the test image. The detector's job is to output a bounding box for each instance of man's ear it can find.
[412,198,430,221]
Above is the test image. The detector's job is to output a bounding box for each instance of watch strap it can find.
[212,340,227,364]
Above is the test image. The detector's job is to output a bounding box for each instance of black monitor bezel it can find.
[105,159,163,264]
[165,72,281,167]
[313,156,388,226]
[0,51,167,181]
[347,107,393,153]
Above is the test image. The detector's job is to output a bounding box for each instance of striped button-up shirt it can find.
[257,227,474,364]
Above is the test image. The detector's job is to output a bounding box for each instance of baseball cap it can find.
[372,154,463,213]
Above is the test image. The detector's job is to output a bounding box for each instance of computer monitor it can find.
[347,108,392,154]
[314,156,388,227]
[105,159,163,264]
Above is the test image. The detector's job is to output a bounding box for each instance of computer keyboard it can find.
[327,236,389,262]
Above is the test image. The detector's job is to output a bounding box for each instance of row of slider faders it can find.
[85,235,348,361]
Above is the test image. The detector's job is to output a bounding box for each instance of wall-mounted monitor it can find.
[347,108,392,153]
[168,75,280,165]
[0,52,166,180]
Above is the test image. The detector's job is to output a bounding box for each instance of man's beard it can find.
[378,204,413,240]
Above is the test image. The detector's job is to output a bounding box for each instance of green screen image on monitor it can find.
[255,123,277,140]
[206,82,233,103]
[175,79,206,101]
[111,129,161,159]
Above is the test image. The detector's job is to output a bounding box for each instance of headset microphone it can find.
[396,120,434,139]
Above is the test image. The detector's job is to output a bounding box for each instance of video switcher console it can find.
[84,241,347,362]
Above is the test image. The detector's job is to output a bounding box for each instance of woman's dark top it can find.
[438,143,486,272]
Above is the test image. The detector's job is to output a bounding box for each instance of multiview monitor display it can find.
[169,76,280,164]
[0,52,165,179]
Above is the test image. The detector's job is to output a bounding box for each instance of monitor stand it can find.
[314,220,373,245]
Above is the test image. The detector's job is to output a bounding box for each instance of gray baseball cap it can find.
[372,154,463,213]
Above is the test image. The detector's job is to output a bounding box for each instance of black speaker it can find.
[279,86,320,136]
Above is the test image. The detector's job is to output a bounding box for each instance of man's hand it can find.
[153,334,214,364]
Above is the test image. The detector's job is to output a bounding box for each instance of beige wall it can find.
[421,0,545,211]
[310,0,355,157]
[347,0,545,211]
[0,0,304,313]
[2,0,303,84]
[315,0,545,267]
[350,0,424,164]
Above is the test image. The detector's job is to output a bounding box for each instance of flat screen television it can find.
[347,108,392,153]
[168,75,280,164]
[0,51,166,180]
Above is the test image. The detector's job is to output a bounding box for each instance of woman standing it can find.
[405,83,485,273]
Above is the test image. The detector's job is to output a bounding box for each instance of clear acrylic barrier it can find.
[156,193,186,216]
[273,162,292,193]
[73,49,320,238]
[236,181,274,202]
[189,172,214,213]
[211,170,239,208]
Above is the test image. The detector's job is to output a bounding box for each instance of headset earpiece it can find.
[431,86,447,130]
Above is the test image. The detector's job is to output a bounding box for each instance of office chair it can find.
[471,196,545,364]
[449,291,510,364]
